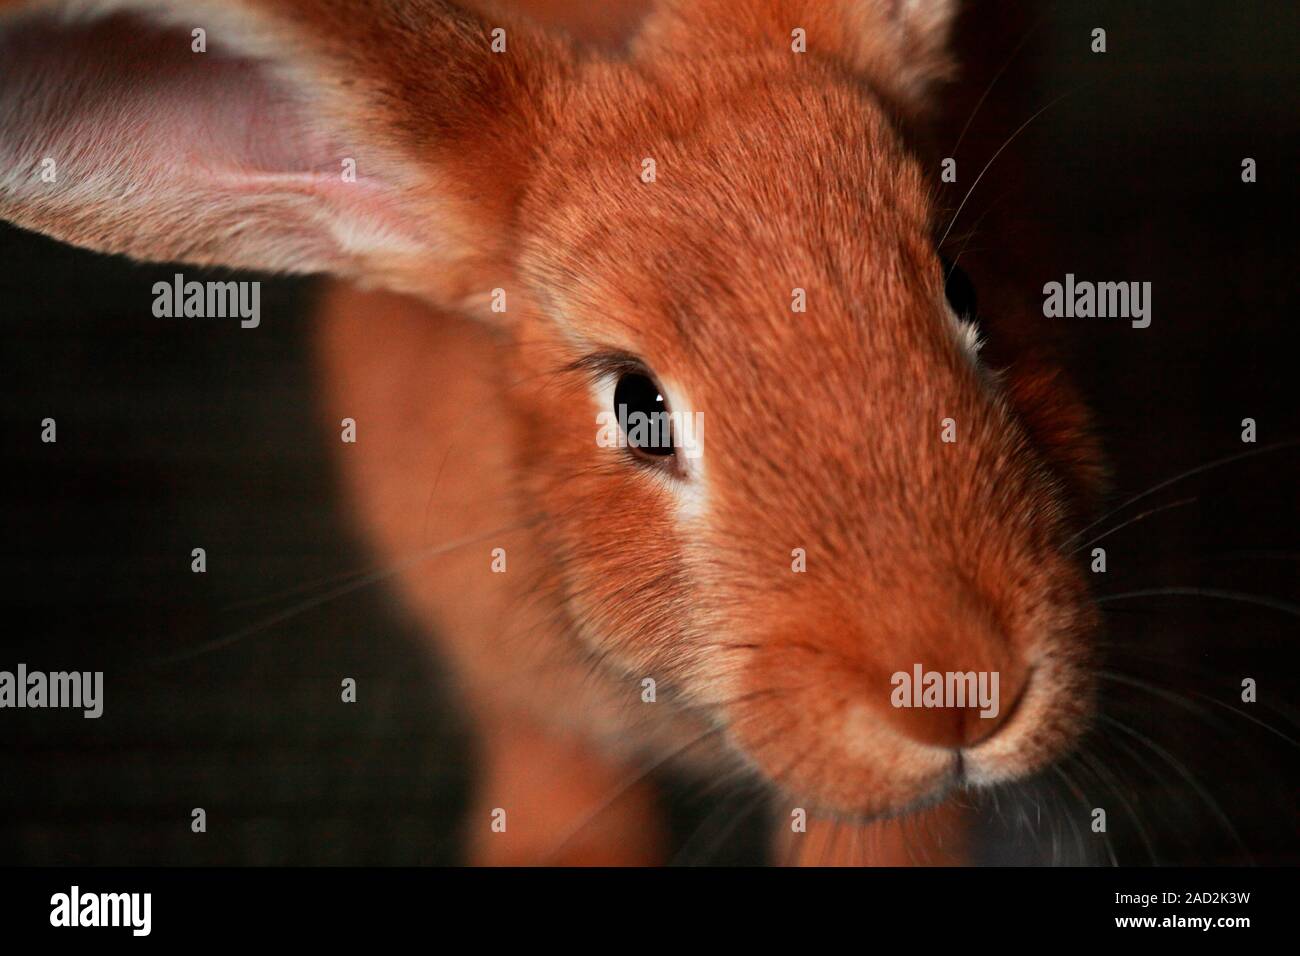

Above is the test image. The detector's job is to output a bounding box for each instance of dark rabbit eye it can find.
[614,372,675,457]
[940,256,977,319]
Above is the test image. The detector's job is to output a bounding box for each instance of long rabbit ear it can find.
[0,0,571,310]
[636,0,956,118]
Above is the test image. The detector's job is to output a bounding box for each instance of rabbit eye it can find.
[614,372,675,458]
[940,256,977,320]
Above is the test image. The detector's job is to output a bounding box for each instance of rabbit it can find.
[0,0,1107,864]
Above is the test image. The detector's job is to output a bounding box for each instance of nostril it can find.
[878,662,1030,749]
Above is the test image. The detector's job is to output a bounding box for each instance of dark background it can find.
[1,0,1296,864]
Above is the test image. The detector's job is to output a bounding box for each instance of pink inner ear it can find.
[0,9,411,275]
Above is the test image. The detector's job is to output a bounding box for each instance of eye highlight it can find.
[940,256,977,320]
